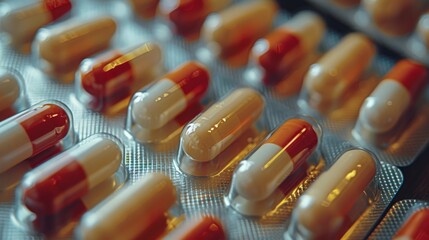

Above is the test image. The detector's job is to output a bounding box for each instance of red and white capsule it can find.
[21,134,122,215]
[164,216,226,240]
[130,61,210,130]
[356,59,428,134]
[0,102,70,174]
[250,11,325,85]
[233,118,320,201]
[77,42,163,111]
[0,0,72,46]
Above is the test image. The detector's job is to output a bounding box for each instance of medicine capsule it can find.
[363,0,421,36]
[250,11,325,85]
[0,71,20,112]
[233,118,320,201]
[128,0,160,19]
[76,173,176,240]
[159,0,230,39]
[77,42,163,111]
[35,16,117,70]
[21,135,122,215]
[0,103,70,174]
[181,88,264,162]
[286,149,377,239]
[355,60,428,134]
[164,216,226,240]
[393,208,429,239]
[417,11,429,49]
[0,0,72,47]
[201,1,277,60]
[131,61,209,130]
[303,33,375,110]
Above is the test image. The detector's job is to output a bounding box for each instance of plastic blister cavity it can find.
[353,59,428,148]
[285,148,380,240]
[0,67,29,121]
[176,87,266,177]
[32,15,117,83]
[225,116,323,216]
[75,42,164,114]
[12,133,128,236]
[0,100,76,191]
[125,61,210,145]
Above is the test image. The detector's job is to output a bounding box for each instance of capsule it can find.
[250,11,325,85]
[302,33,375,110]
[286,149,377,239]
[76,173,176,240]
[355,60,428,135]
[393,208,429,240]
[233,118,320,202]
[417,11,429,49]
[35,16,117,70]
[131,61,209,130]
[0,0,72,47]
[164,216,226,240]
[181,88,264,162]
[0,103,70,174]
[159,0,230,39]
[363,0,422,36]
[128,0,160,19]
[0,70,20,112]
[76,42,163,111]
[201,1,277,60]
[21,135,122,215]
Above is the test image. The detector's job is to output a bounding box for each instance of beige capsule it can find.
[128,0,160,19]
[36,16,117,69]
[303,33,375,110]
[288,149,377,239]
[181,88,264,162]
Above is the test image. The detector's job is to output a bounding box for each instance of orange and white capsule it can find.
[164,216,226,240]
[363,0,422,36]
[285,149,377,239]
[393,208,429,240]
[250,11,325,85]
[0,0,72,47]
[232,118,320,202]
[0,70,21,112]
[159,0,230,39]
[355,60,428,137]
[76,42,163,112]
[181,88,264,162]
[201,1,277,60]
[75,173,176,240]
[128,0,160,19]
[302,33,375,110]
[130,61,209,130]
[35,16,117,70]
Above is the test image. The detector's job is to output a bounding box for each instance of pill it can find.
[159,0,230,39]
[303,33,375,109]
[21,136,122,215]
[77,42,163,111]
[288,149,376,239]
[164,216,226,240]
[250,11,325,85]
[181,88,264,162]
[356,60,428,134]
[363,0,421,36]
[128,0,160,19]
[233,118,320,201]
[131,61,209,130]
[76,173,176,240]
[0,103,70,174]
[393,208,429,240]
[0,71,20,112]
[417,11,429,49]
[331,0,360,7]
[36,16,117,69]
[201,0,277,59]
[0,0,72,46]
